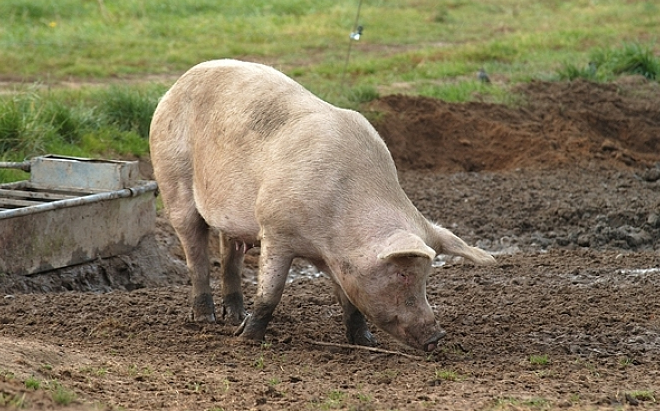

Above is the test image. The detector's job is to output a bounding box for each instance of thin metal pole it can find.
[0,181,158,220]
[0,161,31,172]
[340,0,364,89]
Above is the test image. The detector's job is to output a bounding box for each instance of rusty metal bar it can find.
[0,197,45,208]
[0,188,77,201]
[0,180,158,220]
[0,161,31,172]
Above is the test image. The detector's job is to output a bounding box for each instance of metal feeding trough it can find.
[0,155,158,276]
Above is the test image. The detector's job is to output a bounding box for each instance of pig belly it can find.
[193,184,261,243]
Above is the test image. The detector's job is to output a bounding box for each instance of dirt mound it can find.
[371,78,660,172]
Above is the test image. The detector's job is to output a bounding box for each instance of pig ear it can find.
[428,224,496,265]
[377,231,436,261]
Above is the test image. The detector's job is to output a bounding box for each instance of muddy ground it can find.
[1,78,660,410]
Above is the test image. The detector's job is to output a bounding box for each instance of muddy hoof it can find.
[192,293,216,323]
[234,314,267,342]
[223,305,248,326]
[348,329,378,347]
[222,293,248,326]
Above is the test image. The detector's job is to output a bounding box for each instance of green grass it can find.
[49,381,77,405]
[0,85,158,182]
[24,375,41,390]
[1,1,657,94]
[558,42,660,81]
[0,0,658,183]
[529,354,550,366]
[435,369,461,381]
[626,390,656,403]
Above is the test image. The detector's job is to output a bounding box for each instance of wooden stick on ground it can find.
[308,340,424,360]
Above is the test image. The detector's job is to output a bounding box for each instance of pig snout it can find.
[423,329,447,352]
[403,319,447,352]
[387,312,446,352]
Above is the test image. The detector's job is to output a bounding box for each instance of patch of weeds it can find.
[49,381,77,405]
[321,389,346,409]
[268,377,280,386]
[525,397,549,408]
[606,42,660,80]
[435,369,460,381]
[0,370,16,380]
[575,358,600,377]
[80,366,109,377]
[187,381,205,393]
[356,392,371,402]
[347,85,380,105]
[127,364,139,376]
[562,42,660,82]
[94,85,164,139]
[441,342,472,358]
[626,390,656,403]
[253,353,265,370]
[374,369,399,384]
[0,392,25,408]
[618,356,637,367]
[529,354,549,366]
[24,375,41,390]
[556,62,597,81]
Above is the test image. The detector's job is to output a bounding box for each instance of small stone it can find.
[577,235,591,247]
[647,213,659,227]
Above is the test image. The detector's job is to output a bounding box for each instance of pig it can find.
[149,59,495,352]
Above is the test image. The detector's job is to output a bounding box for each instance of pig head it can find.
[149,59,495,352]
[323,225,494,352]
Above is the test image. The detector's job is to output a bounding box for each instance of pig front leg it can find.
[219,233,248,325]
[235,239,293,342]
[334,283,378,347]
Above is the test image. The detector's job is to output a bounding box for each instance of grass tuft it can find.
[347,84,380,105]
[435,369,460,381]
[24,376,41,390]
[94,85,165,139]
[626,390,656,402]
[49,381,77,405]
[558,42,660,82]
[529,354,550,366]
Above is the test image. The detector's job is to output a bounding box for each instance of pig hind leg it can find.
[235,237,293,341]
[160,180,216,323]
[334,284,378,347]
[219,233,248,325]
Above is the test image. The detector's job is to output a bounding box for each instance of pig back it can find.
[152,60,411,246]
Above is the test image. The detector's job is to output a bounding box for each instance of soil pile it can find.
[372,78,660,172]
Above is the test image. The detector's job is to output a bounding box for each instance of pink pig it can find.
[149,60,495,351]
